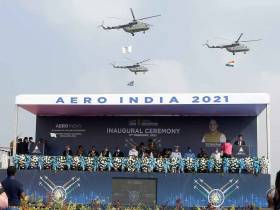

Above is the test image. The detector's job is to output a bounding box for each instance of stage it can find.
[11,93,271,208]
[0,170,271,207]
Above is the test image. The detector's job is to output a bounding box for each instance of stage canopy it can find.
[16,93,270,116]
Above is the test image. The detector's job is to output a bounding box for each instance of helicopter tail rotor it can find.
[98,21,106,29]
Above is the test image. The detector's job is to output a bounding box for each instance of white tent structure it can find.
[15,93,271,171]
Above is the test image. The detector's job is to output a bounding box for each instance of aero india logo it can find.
[39,176,80,202]
[194,178,239,207]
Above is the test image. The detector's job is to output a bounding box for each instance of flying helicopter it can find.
[100,8,161,36]
[111,59,151,75]
[204,33,261,55]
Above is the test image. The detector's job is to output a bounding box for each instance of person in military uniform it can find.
[202,119,226,144]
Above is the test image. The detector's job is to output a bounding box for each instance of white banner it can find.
[16,93,270,105]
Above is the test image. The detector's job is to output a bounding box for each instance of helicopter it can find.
[111,59,151,75]
[204,33,261,55]
[100,8,161,36]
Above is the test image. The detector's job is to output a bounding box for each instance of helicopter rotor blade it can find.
[130,8,136,21]
[240,39,262,42]
[235,33,243,43]
[137,14,161,21]
[138,59,151,64]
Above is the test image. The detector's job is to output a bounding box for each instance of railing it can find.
[13,154,269,174]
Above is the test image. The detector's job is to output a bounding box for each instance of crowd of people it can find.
[16,137,36,155]
[60,134,246,160]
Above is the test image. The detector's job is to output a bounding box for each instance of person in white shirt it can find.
[210,148,221,160]
[128,145,138,157]
[170,146,182,159]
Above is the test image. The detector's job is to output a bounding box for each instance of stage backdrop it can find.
[35,116,257,156]
[0,170,270,207]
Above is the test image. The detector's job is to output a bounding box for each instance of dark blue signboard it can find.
[0,170,270,207]
[35,116,257,156]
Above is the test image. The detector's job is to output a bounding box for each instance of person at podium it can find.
[202,119,226,145]
[234,134,246,146]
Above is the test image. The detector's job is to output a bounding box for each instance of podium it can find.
[233,145,249,158]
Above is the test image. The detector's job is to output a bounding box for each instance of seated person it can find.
[112,146,124,157]
[76,145,85,156]
[197,148,209,159]
[170,146,182,159]
[100,146,111,157]
[221,140,233,158]
[128,145,138,157]
[62,145,73,156]
[184,147,196,159]
[202,119,226,144]
[137,142,145,157]
[88,146,99,157]
[147,139,158,157]
[162,148,172,158]
[210,148,221,160]
[234,134,246,146]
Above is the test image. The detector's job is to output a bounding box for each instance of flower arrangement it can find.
[170,157,179,173]
[84,157,93,171]
[17,196,263,210]
[155,157,164,172]
[112,157,122,171]
[127,156,137,172]
[99,156,108,171]
[229,157,239,173]
[260,156,269,173]
[185,157,193,172]
[198,158,207,172]
[141,157,149,172]
[213,158,223,172]
[57,156,66,170]
[244,157,254,173]
[13,155,269,174]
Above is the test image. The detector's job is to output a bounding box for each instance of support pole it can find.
[12,105,19,159]
[266,104,271,174]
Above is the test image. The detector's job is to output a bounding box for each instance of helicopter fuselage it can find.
[123,21,150,34]
[226,44,250,54]
[128,65,148,74]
